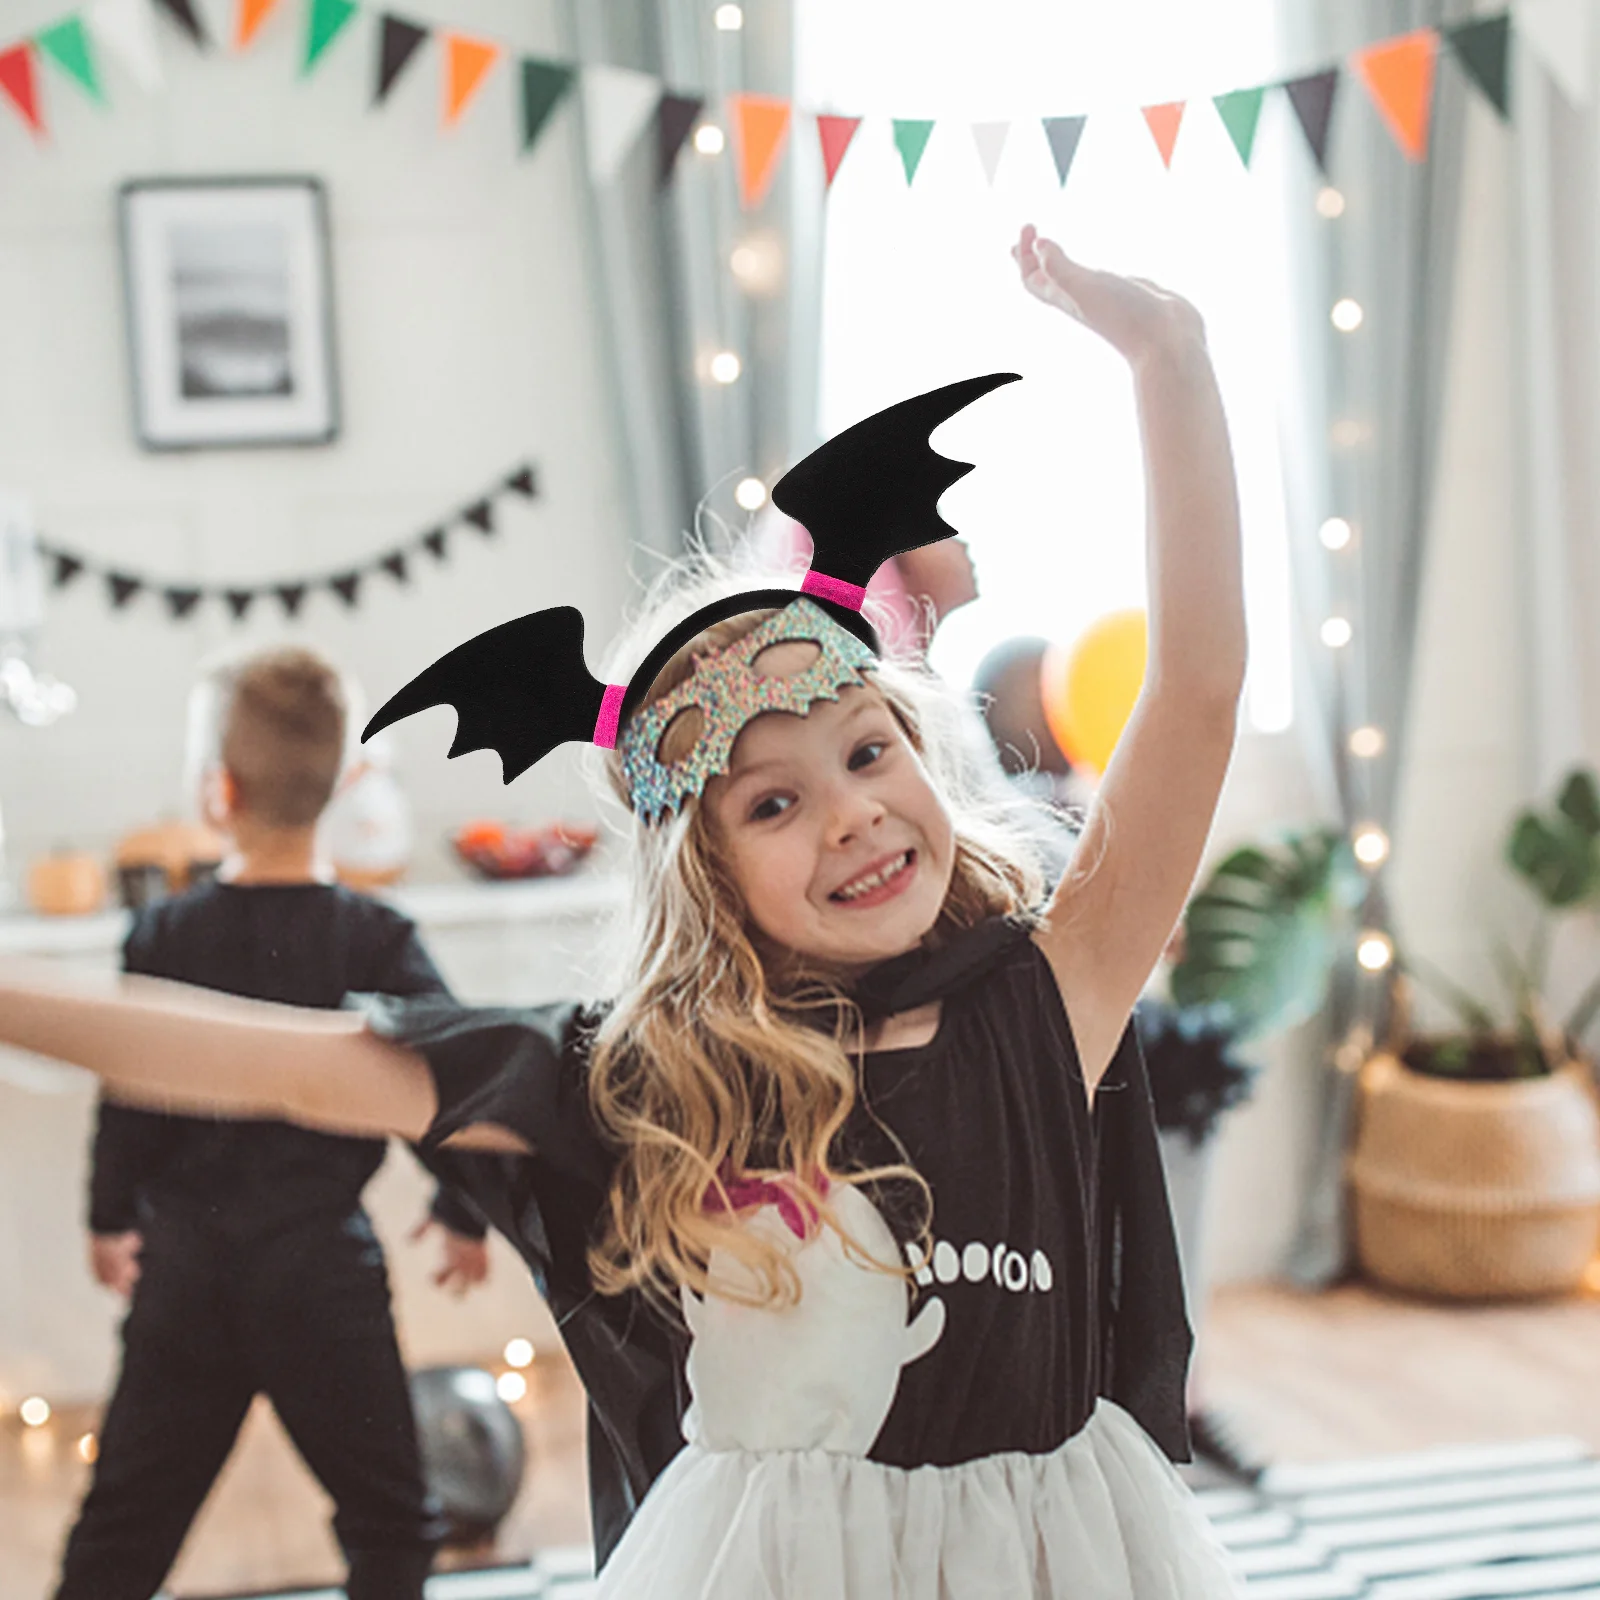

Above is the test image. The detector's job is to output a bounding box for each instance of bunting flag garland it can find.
[816,113,860,187]
[520,57,573,152]
[442,32,498,126]
[1351,29,1438,161]
[582,63,657,180]
[0,44,44,136]
[303,0,358,76]
[152,0,206,50]
[38,462,538,624]
[656,90,702,185]
[86,0,162,90]
[971,120,1008,185]
[1284,67,1339,173]
[1446,13,1512,117]
[374,13,426,104]
[37,17,104,103]
[892,118,934,183]
[0,4,1547,207]
[1141,100,1185,168]
[731,91,791,207]
[1515,0,1589,105]
[1042,114,1087,185]
[235,0,283,52]
[1213,86,1264,166]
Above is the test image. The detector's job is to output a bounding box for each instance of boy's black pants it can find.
[55,1208,441,1600]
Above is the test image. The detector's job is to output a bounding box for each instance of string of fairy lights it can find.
[1306,178,1397,982]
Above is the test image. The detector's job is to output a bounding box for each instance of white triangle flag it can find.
[971,122,1010,186]
[1517,0,1592,105]
[87,0,164,92]
[582,65,661,182]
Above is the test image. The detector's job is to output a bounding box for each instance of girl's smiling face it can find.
[706,676,955,973]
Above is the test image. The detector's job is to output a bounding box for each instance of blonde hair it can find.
[583,552,1050,1312]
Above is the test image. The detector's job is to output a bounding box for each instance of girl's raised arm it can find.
[0,958,437,1141]
[1015,227,1247,1092]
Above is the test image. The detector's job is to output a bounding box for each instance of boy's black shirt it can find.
[91,879,484,1241]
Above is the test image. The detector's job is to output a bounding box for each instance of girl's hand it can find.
[1012,224,1205,368]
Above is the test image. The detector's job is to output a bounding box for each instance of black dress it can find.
[360,915,1194,1574]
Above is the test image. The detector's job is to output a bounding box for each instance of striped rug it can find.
[203,1436,1600,1600]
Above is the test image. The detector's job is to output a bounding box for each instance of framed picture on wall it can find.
[119,177,340,450]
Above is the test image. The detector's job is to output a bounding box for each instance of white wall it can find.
[0,0,634,876]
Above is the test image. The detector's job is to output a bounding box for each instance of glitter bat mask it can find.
[362,372,1019,818]
[618,600,878,820]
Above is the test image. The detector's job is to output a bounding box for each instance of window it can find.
[800,0,1293,732]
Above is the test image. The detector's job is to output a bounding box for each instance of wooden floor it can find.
[4,1279,1598,1600]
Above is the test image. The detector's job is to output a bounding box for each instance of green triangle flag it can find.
[36,17,103,104]
[893,119,935,184]
[1445,12,1511,119]
[1212,86,1264,165]
[521,57,574,151]
[304,0,359,74]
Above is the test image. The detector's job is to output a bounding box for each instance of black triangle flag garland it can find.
[37,461,539,625]
[152,0,208,51]
[0,4,1540,187]
[375,13,429,105]
[658,93,705,187]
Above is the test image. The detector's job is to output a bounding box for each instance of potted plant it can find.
[1347,770,1600,1300]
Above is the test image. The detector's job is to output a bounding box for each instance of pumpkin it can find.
[115,820,226,890]
[28,850,109,916]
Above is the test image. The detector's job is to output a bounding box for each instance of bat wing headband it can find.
[362,372,1019,820]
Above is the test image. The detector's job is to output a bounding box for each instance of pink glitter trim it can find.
[706,1164,830,1240]
[801,569,868,611]
[592,684,627,749]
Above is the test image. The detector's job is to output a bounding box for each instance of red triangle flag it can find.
[1142,101,1185,168]
[0,43,43,136]
[1351,29,1438,161]
[816,113,861,188]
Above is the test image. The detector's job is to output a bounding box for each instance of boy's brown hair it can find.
[219,647,347,827]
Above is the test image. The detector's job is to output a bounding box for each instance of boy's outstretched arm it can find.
[1016,226,1247,1093]
[0,958,437,1141]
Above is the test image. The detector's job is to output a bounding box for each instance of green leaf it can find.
[1506,765,1600,908]
[1558,768,1600,835]
[1171,827,1359,1039]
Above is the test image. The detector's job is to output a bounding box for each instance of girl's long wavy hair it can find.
[582,551,1053,1313]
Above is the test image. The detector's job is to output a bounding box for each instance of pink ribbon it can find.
[801,569,868,611]
[592,683,627,749]
[706,1165,829,1240]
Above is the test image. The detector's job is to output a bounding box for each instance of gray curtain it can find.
[1275,0,1471,1285]
[556,0,802,562]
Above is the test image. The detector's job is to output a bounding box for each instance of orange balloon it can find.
[1044,610,1148,776]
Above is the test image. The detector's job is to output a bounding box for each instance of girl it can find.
[0,228,1246,1598]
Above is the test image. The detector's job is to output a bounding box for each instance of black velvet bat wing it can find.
[771,371,1021,589]
[361,606,607,784]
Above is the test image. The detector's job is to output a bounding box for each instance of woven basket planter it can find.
[1347,1051,1600,1300]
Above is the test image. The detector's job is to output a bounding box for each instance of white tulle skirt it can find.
[593,1399,1243,1599]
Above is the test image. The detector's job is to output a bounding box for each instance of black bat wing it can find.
[362,606,607,784]
[771,371,1021,589]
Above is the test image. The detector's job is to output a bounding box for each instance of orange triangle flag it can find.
[1351,29,1438,161]
[1141,101,1185,169]
[236,0,285,49]
[444,33,500,127]
[730,92,792,208]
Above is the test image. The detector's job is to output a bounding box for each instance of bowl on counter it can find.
[450,821,599,881]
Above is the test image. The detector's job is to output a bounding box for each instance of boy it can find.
[57,646,488,1600]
